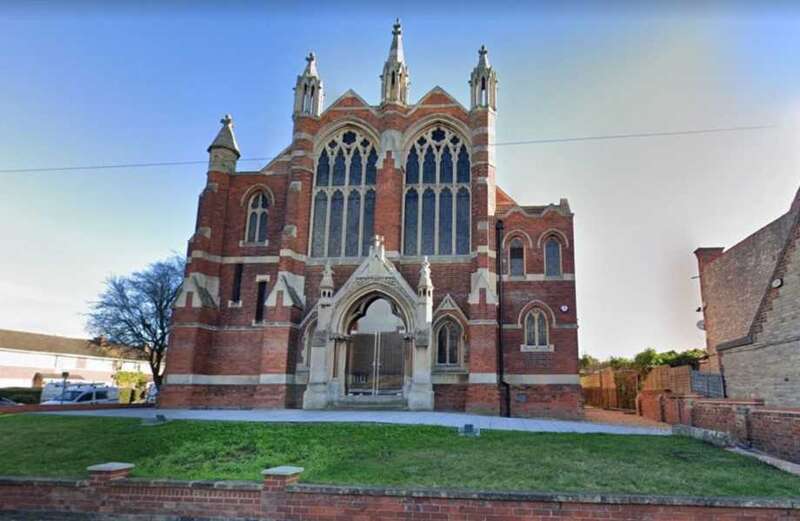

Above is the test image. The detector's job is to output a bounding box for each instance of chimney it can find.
[694,247,725,274]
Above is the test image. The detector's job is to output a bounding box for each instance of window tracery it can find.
[311,129,378,258]
[403,126,471,256]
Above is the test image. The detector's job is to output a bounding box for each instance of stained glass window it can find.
[440,148,453,183]
[423,146,436,184]
[406,148,419,184]
[403,126,471,256]
[327,191,344,257]
[345,190,361,257]
[545,238,562,277]
[457,145,470,183]
[311,129,378,258]
[316,150,329,186]
[456,188,470,254]
[403,189,418,255]
[332,149,346,186]
[366,149,378,185]
[311,191,328,257]
[362,190,375,255]
[438,188,452,255]
[349,149,362,186]
[421,189,436,255]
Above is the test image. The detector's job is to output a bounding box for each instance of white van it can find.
[41,384,119,405]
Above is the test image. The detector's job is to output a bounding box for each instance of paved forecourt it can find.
[43,408,670,435]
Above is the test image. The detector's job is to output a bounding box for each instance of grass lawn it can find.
[1,414,799,497]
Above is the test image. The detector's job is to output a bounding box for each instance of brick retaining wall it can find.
[1,464,798,520]
[637,393,800,463]
[0,403,152,415]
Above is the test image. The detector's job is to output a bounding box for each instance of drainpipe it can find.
[495,219,511,417]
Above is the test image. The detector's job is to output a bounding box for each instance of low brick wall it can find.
[750,409,800,464]
[0,403,152,415]
[1,464,798,520]
[637,393,800,463]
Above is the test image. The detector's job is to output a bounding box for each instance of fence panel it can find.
[691,371,724,398]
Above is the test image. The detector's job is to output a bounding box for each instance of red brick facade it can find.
[160,24,581,418]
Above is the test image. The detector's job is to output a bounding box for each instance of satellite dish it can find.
[696,320,705,331]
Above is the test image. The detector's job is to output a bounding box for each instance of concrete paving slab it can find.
[40,408,670,436]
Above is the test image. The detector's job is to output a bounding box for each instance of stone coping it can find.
[87,462,134,472]
[0,476,85,488]
[0,475,797,509]
[288,484,800,509]
[118,478,262,490]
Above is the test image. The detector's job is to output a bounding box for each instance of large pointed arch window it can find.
[310,129,378,258]
[245,192,270,244]
[403,126,471,256]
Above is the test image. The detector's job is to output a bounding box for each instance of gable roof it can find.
[0,329,145,360]
[698,188,800,349]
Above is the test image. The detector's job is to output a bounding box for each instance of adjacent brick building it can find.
[695,186,800,408]
[160,21,582,418]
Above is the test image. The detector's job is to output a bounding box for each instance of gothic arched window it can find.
[310,129,378,258]
[436,319,462,366]
[245,192,270,243]
[524,309,549,347]
[509,237,525,276]
[545,237,562,277]
[403,126,471,256]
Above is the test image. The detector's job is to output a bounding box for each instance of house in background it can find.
[695,186,800,408]
[0,329,148,389]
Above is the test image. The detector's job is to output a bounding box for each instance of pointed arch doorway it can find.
[345,297,408,396]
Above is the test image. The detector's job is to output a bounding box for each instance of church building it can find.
[160,21,582,418]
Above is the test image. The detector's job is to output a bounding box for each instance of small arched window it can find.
[545,237,562,277]
[246,192,270,243]
[436,319,462,366]
[524,310,549,347]
[509,238,525,277]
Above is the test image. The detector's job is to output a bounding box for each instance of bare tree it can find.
[87,256,185,388]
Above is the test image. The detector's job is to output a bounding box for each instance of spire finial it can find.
[477,45,490,68]
[303,51,319,77]
[393,18,402,35]
[220,114,233,127]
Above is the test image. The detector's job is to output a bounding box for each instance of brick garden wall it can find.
[637,393,800,464]
[0,403,151,415]
[1,465,797,521]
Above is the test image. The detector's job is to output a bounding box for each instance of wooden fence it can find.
[581,369,638,411]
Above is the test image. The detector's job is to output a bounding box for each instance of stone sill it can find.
[239,240,269,248]
[287,483,800,509]
[520,344,554,353]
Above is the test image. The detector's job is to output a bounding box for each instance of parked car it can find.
[40,385,119,405]
[0,397,20,406]
[41,381,96,403]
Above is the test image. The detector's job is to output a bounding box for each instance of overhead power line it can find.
[0,124,777,174]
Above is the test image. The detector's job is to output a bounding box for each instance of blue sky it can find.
[1,1,799,359]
